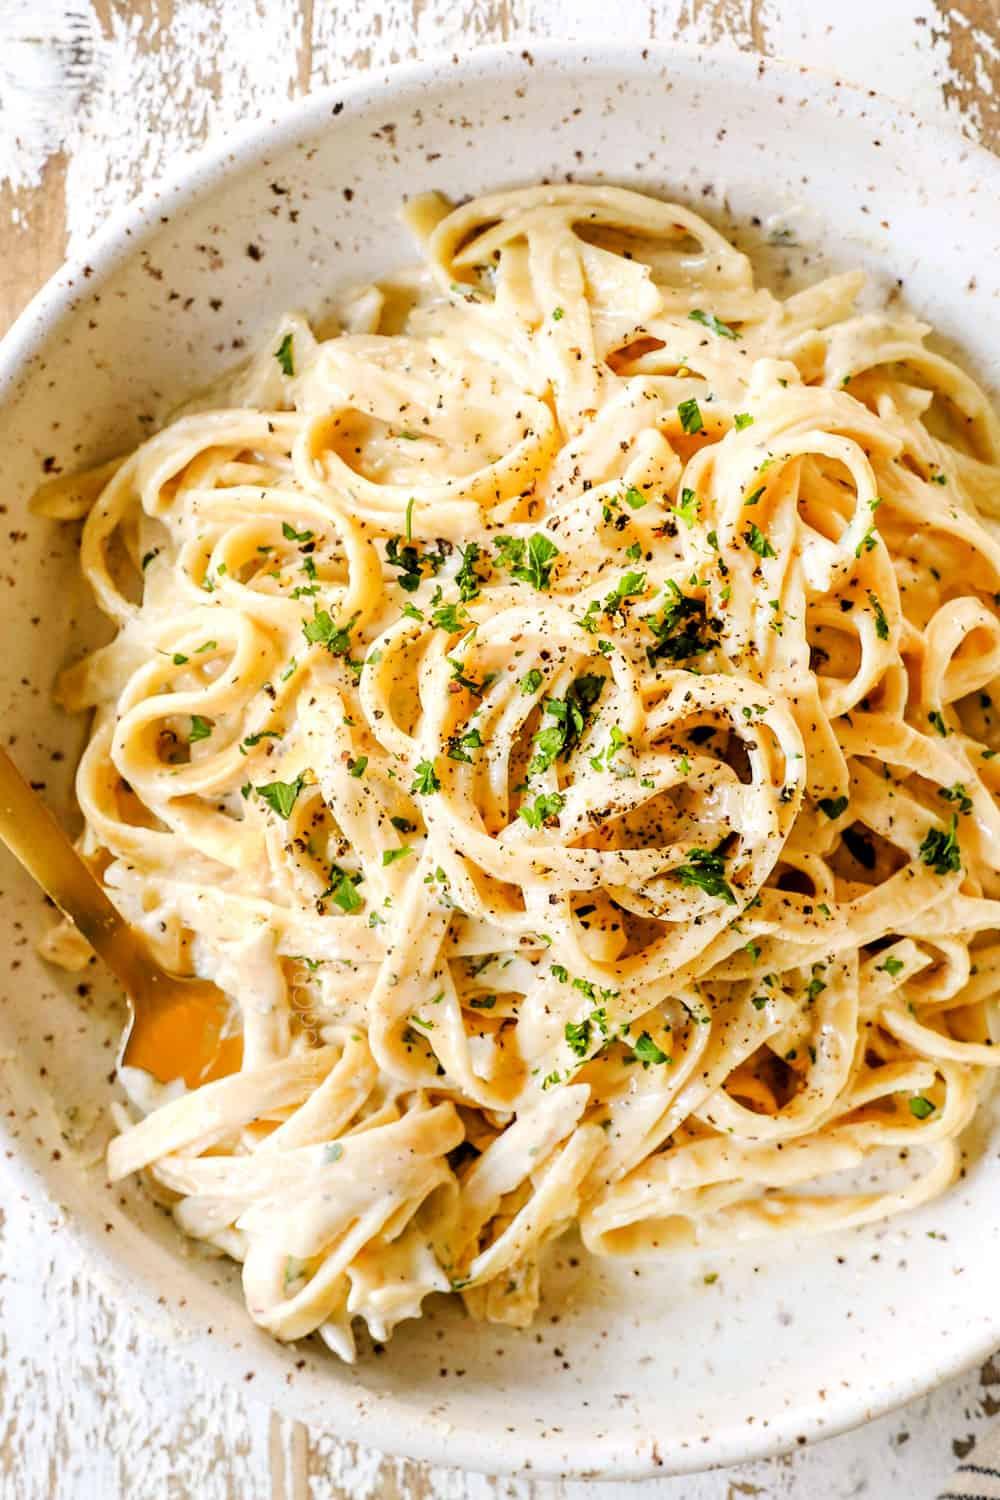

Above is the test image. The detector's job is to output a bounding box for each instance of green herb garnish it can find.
[275,333,295,375]
[678,397,703,435]
[529,675,605,774]
[411,759,441,795]
[493,533,561,590]
[302,606,358,657]
[645,580,721,665]
[633,1032,671,1065]
[868,592,889,640]
[918,815,961,875]
[689,309,738,340]
[519,791,566,829]
[673,488,699,528]
[743,522,775,559]
[455,541,486,601]
[818,795,849,820]
[673,846,736,904]
[256,772,307,819]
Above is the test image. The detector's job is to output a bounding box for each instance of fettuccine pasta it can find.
[40,184,1000,1359]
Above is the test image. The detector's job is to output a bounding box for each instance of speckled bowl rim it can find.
[2,39,999,1480]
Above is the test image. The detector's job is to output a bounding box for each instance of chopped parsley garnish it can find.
[529,675,605,774]
[382,846,413,866]
[868,591,889,640]
[282,522,313,543]
[302,605,358,657]
[878,955,905,977]
[518,791,566,829]
[743,522,776,559]
[455,541,486,601]
[493,533,561,590]
[447,657,495,697]
[855,499,881,557]
[633,1032,671,1065]
[275,333,295,376]
[188,715,213,742]
[678,397,704,435]
[589,724,627,772]
[385,534,447,593]
[520,668,544,696]
[689,309,738,340]
[733,412,754,430]
[939,782,972,815]
[645,579,721,665]
[171,652,189,666]
[446,728,483,763]
[411,759,441,795]
[918,814,961,875]
[624,486,647,510]
[603,569,647,618]
[431,600,468,633]
[565,1018,591,1057]
[673,846,736,905]
[673,488,699,528]
[240,730,281,755]
[909,1095,935,1120]
[256,772,306,819]
[348,754,367,778]
[818,795,849,820]
[928,710,949,737]
[805,964,827,1002]
[325,869,363,913]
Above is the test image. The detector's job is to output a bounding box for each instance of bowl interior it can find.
[1,43,999,1479]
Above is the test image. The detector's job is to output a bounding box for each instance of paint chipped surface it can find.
[0,0,101,195]
[932,0,1000,140]
[2,1,1000,1495]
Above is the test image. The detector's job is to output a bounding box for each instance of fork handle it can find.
[0,743,150,994]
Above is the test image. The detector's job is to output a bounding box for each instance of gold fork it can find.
[0,744,240,1086]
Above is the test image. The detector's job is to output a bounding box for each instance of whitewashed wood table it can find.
[2,2,1000,1495]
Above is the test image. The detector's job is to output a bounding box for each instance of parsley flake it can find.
[256,773,306,819]
[275,333,295,376]
[411,759,441,795]
[689,309,738,340]
[678,397,704,435]
[918,815,961,875]
[673,846,736,904]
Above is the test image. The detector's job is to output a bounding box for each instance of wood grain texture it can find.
[1,2,999,1496]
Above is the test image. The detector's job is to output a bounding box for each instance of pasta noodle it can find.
[41,184,1000,1358]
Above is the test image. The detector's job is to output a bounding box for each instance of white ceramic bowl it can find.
[2,42,999,1480]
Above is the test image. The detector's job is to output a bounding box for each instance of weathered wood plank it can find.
[0,163,68,333]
